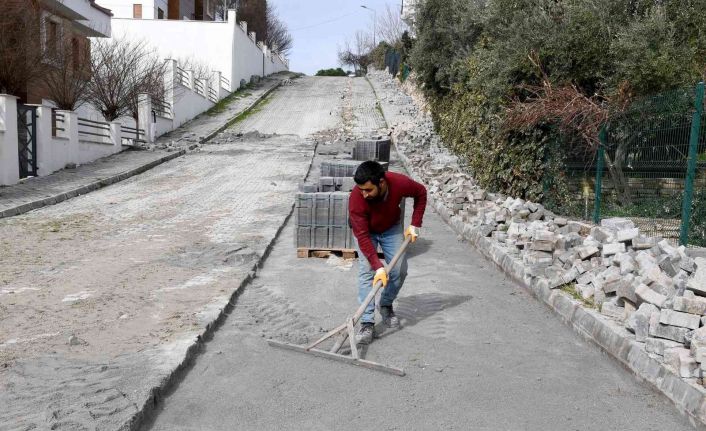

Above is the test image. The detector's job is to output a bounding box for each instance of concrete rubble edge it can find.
[392,137,706,431]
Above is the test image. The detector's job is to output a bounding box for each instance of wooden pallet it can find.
[297,248,357,259]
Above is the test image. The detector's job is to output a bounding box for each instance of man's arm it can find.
[404,176,427,228]
[349,204,384,271]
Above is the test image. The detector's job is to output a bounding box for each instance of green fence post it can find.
[593,126,606,224]
[680,82,705,245]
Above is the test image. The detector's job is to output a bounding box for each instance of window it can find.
[157,7,164,19]
[71,38,80,71]
[133,4,142,19]
[47,19,59,53]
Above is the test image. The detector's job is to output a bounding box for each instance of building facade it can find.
[96,0,216,21]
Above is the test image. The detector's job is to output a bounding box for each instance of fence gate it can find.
[17,104,38,178]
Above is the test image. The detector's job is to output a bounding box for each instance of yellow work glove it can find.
[404,225,420,243]
[373,268,388,287]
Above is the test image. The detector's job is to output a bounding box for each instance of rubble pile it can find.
[367,69,706,382]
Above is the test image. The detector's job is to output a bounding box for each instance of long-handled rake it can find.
[267,237,411,376]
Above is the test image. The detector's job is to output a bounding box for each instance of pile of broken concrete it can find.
[368,69,706,381]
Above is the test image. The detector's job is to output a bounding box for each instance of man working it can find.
[349,161,427,344]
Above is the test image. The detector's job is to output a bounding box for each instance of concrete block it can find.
[591,226,613,243]
[601,217,635,230]
[602,242,626,257]
[659,309,701,330]
[617,281,638,304]
[295,226,312,248]
[616,227,639,243]
[686,257,706,296]
[649,322,690,343]
[645,337,682,356]
[673,295,706,315]
[627,303,658,342]
[635,283,667,308]
[577,245,600,260]
[664,347,700,378]
[690,326,706,361]
[601,299,625,321]
[632,236,656,250]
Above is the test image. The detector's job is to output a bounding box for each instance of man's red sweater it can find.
[349,171,427,270]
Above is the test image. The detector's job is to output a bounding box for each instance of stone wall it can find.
[367,69,706,426]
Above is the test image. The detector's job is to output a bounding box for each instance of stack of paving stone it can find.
[298,177,356,193]
[369,68,706,382]
[320,160,389,177]
[352,138,391,162]
[294,192,354,250]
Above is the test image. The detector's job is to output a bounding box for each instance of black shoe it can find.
[380,305,400,328]
[356,322,374,345]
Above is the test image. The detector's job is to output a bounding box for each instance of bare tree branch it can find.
[265,3,293,56]
[86,38,166,121]
[376,4,408,45]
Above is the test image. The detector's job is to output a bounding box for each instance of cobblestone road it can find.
[146,76,695,431]
[0,76,331,430]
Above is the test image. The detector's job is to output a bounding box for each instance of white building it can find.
[97,0,216,20]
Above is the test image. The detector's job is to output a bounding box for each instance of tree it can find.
[236,0,268,44]
[0,0,48,99]
[338,31,373,75]
[265,3,293,56]
[43,36,93,110]
[86,38,166,121]
[376,4,408,46]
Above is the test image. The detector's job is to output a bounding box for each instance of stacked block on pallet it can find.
[298,177,356,193]
[295,191,407,251]
[318,176,356,192]
[352,138,391,162]
[320,160,389,177]
[295,192,354,250]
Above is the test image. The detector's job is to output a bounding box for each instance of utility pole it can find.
[361,5,376,46]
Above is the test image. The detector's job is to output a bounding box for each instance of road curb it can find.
[0,150,185,220]
[0,79,287,221]
[200,79,284,144]
[123,139,319,431]
[391,137,706,430]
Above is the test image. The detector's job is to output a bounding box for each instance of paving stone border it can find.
[0,80,285,221]
[367,69,706,429]
[125,138,319,430]
[393,146,706,429]
[0,150,185,219]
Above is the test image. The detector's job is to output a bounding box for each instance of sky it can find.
[269,0,403,75]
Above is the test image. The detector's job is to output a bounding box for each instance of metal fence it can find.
[543,82,706,247]
[78,117,111,145]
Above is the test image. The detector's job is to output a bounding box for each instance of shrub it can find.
[315,68,347,77]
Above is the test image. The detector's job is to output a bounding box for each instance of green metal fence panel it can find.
[680,82,704,245]
[543,83,706,247]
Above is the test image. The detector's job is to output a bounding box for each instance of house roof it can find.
[90,0,112,17]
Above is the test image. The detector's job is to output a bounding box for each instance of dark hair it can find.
[354,161,386,185]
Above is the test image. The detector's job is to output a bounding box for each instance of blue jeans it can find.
[354,223,408,324]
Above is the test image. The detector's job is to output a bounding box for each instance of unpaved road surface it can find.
[0,77,349,430]
[145,77,694,431]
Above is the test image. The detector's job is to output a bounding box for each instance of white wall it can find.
[110,16,235,89]
[0,95,20,185]
[232,20,264,87]
[108,9,289,92]
[172,82,214,127]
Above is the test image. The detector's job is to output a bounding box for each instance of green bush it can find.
[315,68,347,77]
[408,0,706,202]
